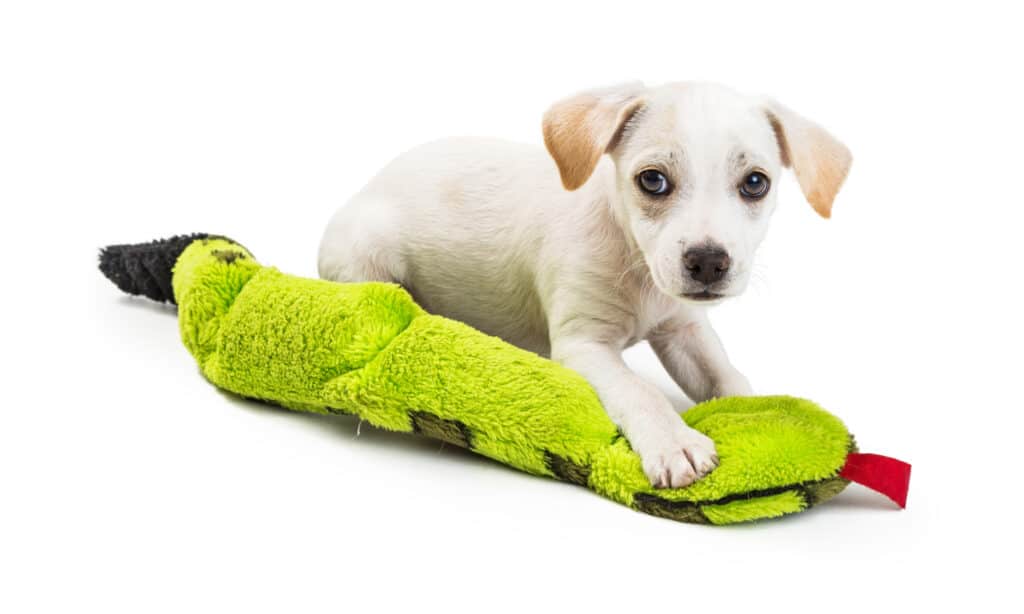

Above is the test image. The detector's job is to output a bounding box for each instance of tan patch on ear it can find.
[767,106,852,219]
[543,89,644,191]
[543,99,604,190]
[767,114,792,167]
[800,141,852,219]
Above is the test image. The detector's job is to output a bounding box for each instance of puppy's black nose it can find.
[683,246,731,284]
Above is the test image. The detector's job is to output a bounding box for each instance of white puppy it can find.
[318,82,851,488]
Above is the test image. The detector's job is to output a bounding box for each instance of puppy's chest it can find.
[624,294,679,347]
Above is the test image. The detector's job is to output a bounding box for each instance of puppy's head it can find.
[543,82,851,303]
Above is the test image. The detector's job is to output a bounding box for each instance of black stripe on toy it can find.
[211,249,247,264]
[544,451,591,487]
[633,472,852,522]
[632,494,710,524]
[409,411,474,449]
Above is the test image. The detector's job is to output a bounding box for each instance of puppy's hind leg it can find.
[317,196,406,285]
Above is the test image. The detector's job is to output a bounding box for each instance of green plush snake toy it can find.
[99,234,910,525]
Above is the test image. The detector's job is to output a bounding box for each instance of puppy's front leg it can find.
[648,311,753,403]
[551,336,718,488]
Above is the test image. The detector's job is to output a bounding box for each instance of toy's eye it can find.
[739,171,770,200]
[637,169,671,195]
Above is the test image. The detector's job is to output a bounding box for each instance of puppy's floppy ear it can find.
[765,100,852,219]
[543,83,646,191]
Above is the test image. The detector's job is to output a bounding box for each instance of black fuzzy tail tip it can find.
[98,233,211,304]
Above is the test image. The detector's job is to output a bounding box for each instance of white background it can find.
[2,1,1021,612]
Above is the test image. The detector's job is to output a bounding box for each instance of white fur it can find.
[318,82,850,488]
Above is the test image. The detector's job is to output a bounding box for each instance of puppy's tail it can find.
[98,233,216,304]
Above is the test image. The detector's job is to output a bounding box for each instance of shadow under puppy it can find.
[318,81,852,488]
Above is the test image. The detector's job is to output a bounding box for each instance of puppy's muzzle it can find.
[683,245,731,285]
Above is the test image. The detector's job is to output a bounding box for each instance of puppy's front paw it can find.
[637,426,718,489]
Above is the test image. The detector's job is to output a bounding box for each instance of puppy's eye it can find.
[739,171,770,200]
[637,170,671,195]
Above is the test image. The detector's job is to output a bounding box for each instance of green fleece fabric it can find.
[160,236,853,524]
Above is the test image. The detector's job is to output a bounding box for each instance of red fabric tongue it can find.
[838,453,912,508]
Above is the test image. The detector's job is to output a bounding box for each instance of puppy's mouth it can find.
[681,291,724,302]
